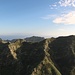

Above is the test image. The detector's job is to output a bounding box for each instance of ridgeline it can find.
[0,35,75,75]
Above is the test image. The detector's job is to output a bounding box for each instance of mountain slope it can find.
[50,35,75,75]
[0,35,75,75]
[0,38,61,75]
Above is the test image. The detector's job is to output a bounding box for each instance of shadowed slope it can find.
[50,35,75,75]
[1,35,75,75]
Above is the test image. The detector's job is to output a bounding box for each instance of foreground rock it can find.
[0,35,75,75]
[50,35,75,75]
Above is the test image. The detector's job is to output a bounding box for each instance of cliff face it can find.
[0,35,75,75]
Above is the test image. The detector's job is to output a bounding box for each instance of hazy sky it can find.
[0,0,75,39]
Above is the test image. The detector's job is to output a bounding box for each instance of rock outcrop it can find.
[0,35,75,75]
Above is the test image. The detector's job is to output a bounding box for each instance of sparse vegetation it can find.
[0,35,75,75]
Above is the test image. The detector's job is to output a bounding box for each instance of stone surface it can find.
[0,35,75,75]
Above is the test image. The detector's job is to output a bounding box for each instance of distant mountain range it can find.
[0,36,45,43]
[25,36,44,42]
[0,35,75,75]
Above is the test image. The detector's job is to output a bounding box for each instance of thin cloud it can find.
[53,11,75,25]
[41,15,56,19]
[52,4,57,7]
[58,28,65,31]
[49,0,75,9]
[49,4,58,9]
[59,0,75,7]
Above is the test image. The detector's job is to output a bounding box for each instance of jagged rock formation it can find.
[0,35,75,75]
[31,38,61,75]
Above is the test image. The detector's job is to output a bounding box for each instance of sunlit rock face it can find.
[0,35,75,75]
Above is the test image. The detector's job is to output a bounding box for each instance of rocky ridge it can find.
[0,35,75,75]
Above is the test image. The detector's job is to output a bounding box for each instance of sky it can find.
[0,0,75,39]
